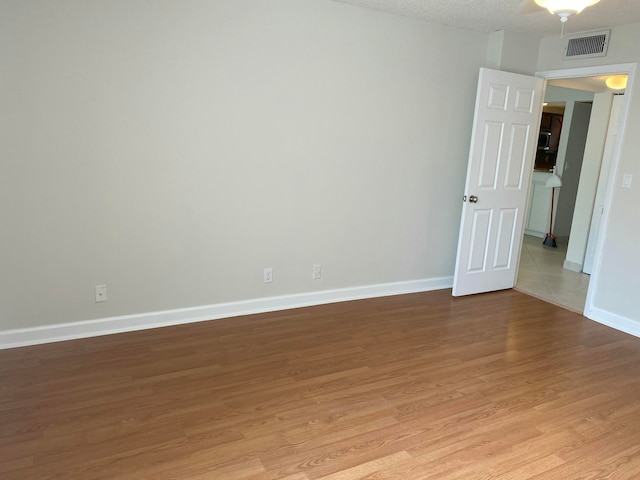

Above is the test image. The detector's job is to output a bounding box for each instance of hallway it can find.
[515,234,590,313]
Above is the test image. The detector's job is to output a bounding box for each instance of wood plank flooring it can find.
[2,289,640,479]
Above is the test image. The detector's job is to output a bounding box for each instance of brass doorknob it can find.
[469,195,478,203]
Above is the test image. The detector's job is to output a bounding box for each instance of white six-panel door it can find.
[453,68,544,297]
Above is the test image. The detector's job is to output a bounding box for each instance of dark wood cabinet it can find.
[535,112,563,170]
[546,113,563,151]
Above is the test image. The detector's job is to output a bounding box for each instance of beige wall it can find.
[0,0,489,330]
[538,23,640,324]
[487,30,540,76]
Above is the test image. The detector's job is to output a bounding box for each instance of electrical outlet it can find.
[312,264,322,280]
[264,268,273,283]
[95,284,107,302]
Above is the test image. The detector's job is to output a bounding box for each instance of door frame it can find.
[530,63,637,316]
[583,93,625,275]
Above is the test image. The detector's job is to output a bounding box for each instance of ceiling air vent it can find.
[564,30,610,59]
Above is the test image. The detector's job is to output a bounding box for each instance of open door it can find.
[453,68,544,296]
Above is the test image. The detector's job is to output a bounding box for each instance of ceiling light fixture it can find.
[535,0,601,23]
[606,75,628,90]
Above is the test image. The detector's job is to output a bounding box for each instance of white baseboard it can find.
[585,305,640,339]
[524,229,545,239]
[563,260,582,273]
[0,277,453,350]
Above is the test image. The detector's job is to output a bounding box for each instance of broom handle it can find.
[549,187,555,234]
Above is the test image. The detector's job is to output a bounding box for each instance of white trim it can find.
[524,229,545,239]
[563,260,582,272]
[535,63,638,319]
[0,277,453,350]
[586,305,640,339]
[536,63,637,81]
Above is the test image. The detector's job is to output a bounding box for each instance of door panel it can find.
[468,210,492,273]
[515,88,536,113]
[494,208,517,270]
[479,122,503,188]
[505,124,529,189]
[453,68,544,297]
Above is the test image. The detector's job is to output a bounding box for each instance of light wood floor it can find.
[3,289,640,479]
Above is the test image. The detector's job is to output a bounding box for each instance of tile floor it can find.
[515,234,590,313]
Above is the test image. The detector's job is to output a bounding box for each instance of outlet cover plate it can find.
[264,268,273,283]
[95,284,107,302]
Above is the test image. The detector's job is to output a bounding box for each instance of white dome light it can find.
[606,75,628,90]
[535,0,601,22]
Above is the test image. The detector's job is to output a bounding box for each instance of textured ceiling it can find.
[333,0,640,37]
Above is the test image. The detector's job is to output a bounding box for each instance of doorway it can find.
[515,65,635,315]
[517,79,598,312]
